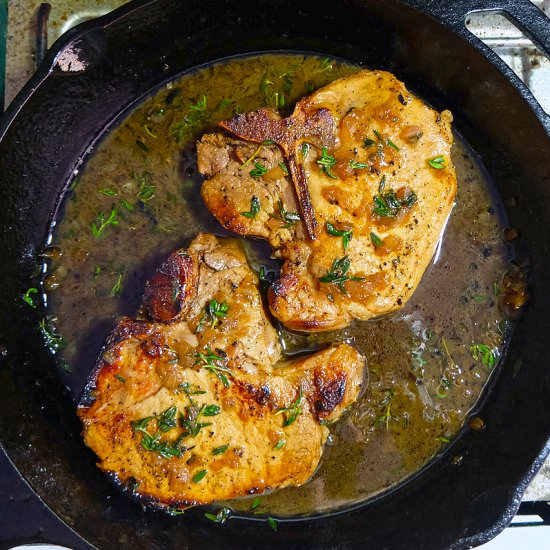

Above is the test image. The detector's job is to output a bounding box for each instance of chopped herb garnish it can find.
[301,142,310,159]
[115,374,126,383]
[326,222,353,252]
[270,199,301,228]
[136,172,155,202]
[387,139,400,151]
[212,444,229,456]
[378,175,386,193]
[91,208,119,238]
[318,256,364,295]
[267,517,278,531]
[194,346,232,388]
[241,195,261,218]
[195,299,229,333]
[204,507,231,524]
[99,188,117,197]
[363,137,376,148]
[22,287,38,308]
[373,189,417,218]
[493,282,500,296]
[428,155,445,169]
[316,147,337,179]
[278,161,289,175]
[436,436,450,443]
[136,140,149,152]
[192,469,207,483]
[250,161,269,178]
[120,198,134,212]
[349,159,368,170]
[110,273,123,297]
[274,439,286,450]
[251,497,262,510]
[470,344,498,369]
[203,404,221,416]
[472,295,487,302]
[370,232,383,247]
[275,388,302,427]
[176,382,206,396]
[172,95,208,142]
[39,318,65,352]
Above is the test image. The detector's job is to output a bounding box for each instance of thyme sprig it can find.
[316,147,337,179]
[373,189,417,218]
[194,346,232,388]
[195,299,229,333]
[275,387,303,427]
[318,256,364,295]
[373,389,396,430]
[269,199,301,228]
[91,208,119,238]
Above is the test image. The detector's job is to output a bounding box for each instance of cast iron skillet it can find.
[1,0,549,548]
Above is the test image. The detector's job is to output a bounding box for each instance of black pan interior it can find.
[0,1,549,549]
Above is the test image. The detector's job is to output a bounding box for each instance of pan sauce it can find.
[47,54,510,516]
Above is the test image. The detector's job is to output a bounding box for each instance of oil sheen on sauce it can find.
[46,54,510,516]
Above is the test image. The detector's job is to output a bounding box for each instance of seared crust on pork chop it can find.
[78,234,365,509]
[198,70,457,331]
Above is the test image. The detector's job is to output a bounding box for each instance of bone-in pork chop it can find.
[78,234,365,509]
[198,70,457,331]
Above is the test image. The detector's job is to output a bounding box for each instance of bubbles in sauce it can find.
[46,54,511,517]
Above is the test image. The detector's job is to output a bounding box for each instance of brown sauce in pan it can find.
[46,54,510,516]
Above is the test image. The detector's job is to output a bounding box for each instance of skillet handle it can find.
[406,0,550,130]
[472,0,550,58]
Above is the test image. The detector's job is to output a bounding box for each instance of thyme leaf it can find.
[370,232,383,247]
[428,155,445,169]
[250,161,268,178]
[110,273,123,297]
[192,469,207,483]
[241,195,261,218]
[349,159,368,170]
[212,444,229,456]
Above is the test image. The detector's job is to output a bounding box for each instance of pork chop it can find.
[78,234,365,509]
[198,70,457,331]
